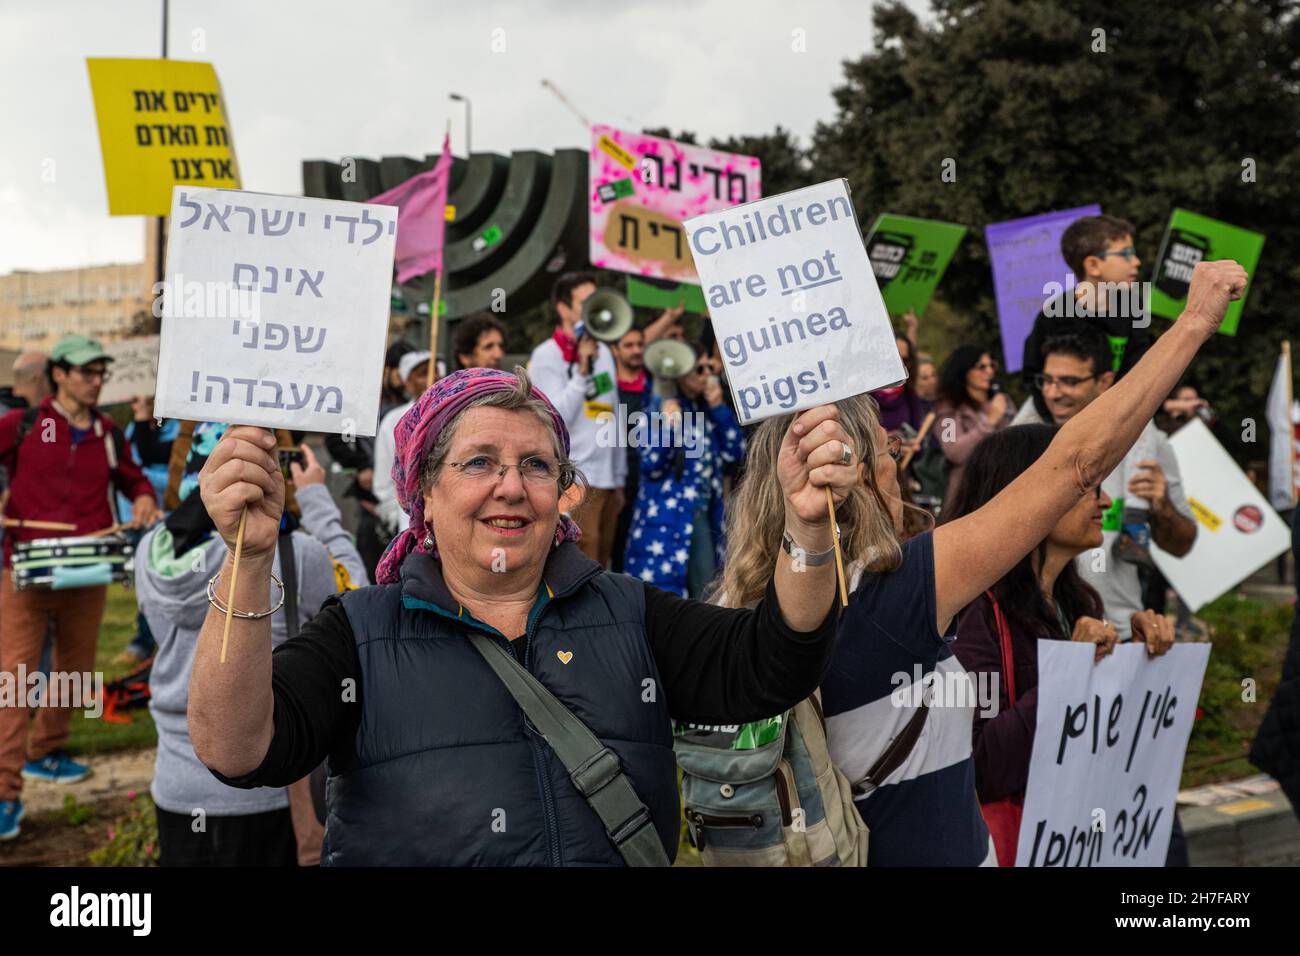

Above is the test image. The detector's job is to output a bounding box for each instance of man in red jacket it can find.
[0,335,158,840]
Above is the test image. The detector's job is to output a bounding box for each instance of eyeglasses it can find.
[975,360,998,372]
[1095,246,1138,261]
[74,366,112,381]
[446,454,567,485]
[1034,373,1096,390]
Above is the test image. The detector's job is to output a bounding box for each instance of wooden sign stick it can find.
[825,486,848,608]
[219,507,248,664]
[899,410,936,471]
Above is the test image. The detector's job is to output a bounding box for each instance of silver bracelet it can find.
[206,571,286,619]
[781,527,839,566]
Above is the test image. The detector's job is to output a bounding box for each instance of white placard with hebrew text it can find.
[98,335,160,405]
[154,187,396,436]
[1017,641,1209,867]
[683,179,904,424]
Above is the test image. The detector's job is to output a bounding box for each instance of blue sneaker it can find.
[0,799,23,841]
[22,751,91,784]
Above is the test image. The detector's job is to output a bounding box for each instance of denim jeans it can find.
[686,502,716,599]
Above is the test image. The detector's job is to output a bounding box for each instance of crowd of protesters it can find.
[0,214,1289,870]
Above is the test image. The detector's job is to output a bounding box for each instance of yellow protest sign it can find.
[87,58,240,215]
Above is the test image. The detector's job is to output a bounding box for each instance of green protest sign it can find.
[626,276,707,313]
[863,213,966,316]
[1149,208,1264,336]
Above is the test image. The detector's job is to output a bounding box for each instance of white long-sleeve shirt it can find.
[373,399,412,535]
[528,337,626,490]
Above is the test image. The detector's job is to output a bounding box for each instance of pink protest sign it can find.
[589,125,761,281]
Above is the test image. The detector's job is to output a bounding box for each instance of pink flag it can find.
[370,134,453,284]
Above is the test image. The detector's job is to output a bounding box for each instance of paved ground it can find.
[1180,774,1300,866]
[20,747,155,816]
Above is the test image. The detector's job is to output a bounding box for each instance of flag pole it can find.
[426,118,452,380]
[429,269,442,378]
[1286,340,1295,508]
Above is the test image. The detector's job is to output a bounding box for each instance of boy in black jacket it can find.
[1021,214,1154,420]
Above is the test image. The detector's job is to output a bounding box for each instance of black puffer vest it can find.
[321,543,679,866]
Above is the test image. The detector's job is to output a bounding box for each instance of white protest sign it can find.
[153,187,396,436]
[97,335,160,405]
[1017,641,1210,867]
[1152,418,1290,611]
[683,179,904,424]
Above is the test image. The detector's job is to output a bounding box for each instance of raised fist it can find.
[1182,260,1248,336]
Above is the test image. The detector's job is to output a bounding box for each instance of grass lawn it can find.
[66,582,157,756]
[1181,592,1293,788]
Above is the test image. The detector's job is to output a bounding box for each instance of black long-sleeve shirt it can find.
[1020,293,1155,419]
[214,576,837,789]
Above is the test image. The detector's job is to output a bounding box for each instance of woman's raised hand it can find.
[198,425,285,561]
[778,405,859,529]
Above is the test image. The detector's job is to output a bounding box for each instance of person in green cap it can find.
[0,334,160,841]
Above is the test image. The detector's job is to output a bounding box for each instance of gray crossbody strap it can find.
[467,632,670,867]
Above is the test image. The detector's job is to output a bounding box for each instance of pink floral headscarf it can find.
[374,367,581,584]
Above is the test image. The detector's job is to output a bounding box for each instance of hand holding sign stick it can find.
[194,425,286,664]
[685,180,909,608]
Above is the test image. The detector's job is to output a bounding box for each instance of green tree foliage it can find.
[710,127,814,197]
[811,0,1300,450]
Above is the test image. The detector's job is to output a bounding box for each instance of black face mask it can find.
[164,486,299,559]
[163,491,216,559]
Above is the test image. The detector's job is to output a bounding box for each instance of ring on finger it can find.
[839,444,854,466]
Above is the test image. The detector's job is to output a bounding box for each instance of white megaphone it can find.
[643,339,697,398]
[575,288,634,343]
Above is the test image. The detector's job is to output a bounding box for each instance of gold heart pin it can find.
[557,650,573,664]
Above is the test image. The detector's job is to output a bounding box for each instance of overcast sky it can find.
[1,0,934,275]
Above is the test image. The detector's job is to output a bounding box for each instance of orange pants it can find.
[572,487,622,568]
[0,569,106,799]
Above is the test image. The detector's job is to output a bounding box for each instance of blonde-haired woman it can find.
[714,258,1247,864]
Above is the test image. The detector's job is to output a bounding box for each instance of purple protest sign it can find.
[985,204,1101,372]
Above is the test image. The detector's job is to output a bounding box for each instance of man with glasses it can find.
[0,335,159,840]
[1024,331,1195,632]
[1020,214,1155,422]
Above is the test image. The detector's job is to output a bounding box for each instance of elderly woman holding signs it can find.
[189,367,856,866]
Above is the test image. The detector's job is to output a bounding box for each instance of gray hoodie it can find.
[135,483,367,817]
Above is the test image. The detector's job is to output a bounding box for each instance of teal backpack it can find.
[675,691,928,867]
